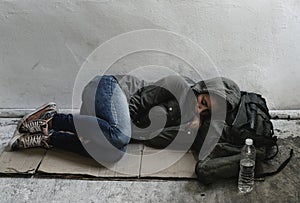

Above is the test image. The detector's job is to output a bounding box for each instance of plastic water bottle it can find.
[238,138,256,193]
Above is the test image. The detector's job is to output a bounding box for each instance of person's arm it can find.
[144,123,198,150]
[129,75,197,124]
[129,84,173,124]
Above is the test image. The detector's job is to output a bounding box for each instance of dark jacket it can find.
[114,75,198,149]
[117,75,241,153]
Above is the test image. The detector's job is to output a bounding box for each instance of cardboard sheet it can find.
[38,144,143,178]
[0,144,197,179]
[0,148,46,174]
[140,147,197,178]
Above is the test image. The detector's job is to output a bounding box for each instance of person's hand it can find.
[189,114,201,129]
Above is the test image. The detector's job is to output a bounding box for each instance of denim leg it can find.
[73,115,127,162]
[50,114,128,161]
[95,75,131,147]
[79,75,131,149]
[50,75,131,162]
[50,114,89,157]
[49,131,91,157]
[52,113,76,133]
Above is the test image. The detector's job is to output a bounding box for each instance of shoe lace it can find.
[20,134,49,148]
[21,120,46,133]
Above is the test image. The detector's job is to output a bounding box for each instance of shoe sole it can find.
[16,102,57,133]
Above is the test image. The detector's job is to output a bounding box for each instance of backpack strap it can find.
[255,149,294,178]
[265,143,279,160]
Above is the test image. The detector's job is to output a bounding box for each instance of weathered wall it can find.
[0,0,300,109]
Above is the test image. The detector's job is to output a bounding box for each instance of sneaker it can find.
[17,102,57,134]
[7,130,51,151]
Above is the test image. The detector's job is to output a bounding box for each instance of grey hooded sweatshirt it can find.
[191,77,241,160]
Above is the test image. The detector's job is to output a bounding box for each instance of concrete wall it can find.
[0,0,300,110]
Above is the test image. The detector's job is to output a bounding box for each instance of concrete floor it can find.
[0,118,299,203]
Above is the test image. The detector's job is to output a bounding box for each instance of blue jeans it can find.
[50,75,131,162]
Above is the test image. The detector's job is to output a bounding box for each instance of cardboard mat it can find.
[0,144,197,179]
[0,148,46,174]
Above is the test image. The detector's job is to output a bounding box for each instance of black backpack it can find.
[195,91,293,185]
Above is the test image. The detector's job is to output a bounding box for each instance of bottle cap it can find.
[245,138,253,145]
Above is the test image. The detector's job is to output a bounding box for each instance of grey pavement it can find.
[0,118,299,203]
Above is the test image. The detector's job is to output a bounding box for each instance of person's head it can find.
[196,93,223,117]
[192,77,241,118]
